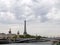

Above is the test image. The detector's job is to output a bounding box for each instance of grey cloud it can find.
[55,0,60,10]
[0,2,8,12]
[0,0,60,24]
[31,1,53,22]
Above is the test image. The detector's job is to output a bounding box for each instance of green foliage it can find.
[13,35,17,39]
[24,34,31,38]
[19,34,36,38]
[24,34,36,38]
[12,34,42,39]
[36,36,41,40]
[19,35,25,38]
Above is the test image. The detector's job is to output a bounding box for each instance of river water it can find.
[0,42,52,45]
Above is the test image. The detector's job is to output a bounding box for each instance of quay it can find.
[0,36,60,44]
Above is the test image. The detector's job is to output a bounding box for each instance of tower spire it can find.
[17,30,20,38]
[9,28,11,34]
[17,30,19,35]
[23,20,27,35]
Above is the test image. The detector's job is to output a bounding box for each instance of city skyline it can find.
[0,0,60,37]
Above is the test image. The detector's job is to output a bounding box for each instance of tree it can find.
[36,36,41,40]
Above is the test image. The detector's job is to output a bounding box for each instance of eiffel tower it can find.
[23,20,27,35]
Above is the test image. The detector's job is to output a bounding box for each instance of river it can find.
[0,42,52,45]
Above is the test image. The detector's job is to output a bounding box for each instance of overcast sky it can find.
[0,0,60,37]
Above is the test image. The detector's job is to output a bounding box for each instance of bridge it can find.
[15,38,36,43]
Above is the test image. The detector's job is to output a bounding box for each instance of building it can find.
[0,33,7,39]
[7,28,16,39]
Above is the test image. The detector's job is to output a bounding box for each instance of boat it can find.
[0,39,9,44]
[52,41,60,45]
[56,42,60,45]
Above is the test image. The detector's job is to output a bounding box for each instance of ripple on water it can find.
[0,42,52,45]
